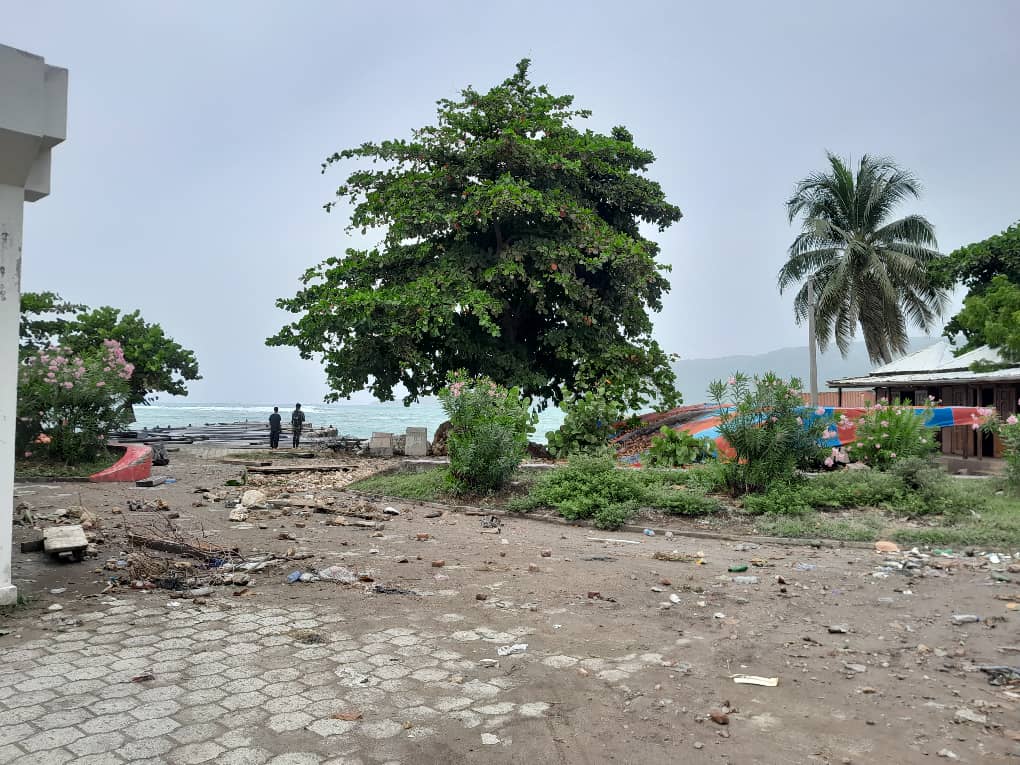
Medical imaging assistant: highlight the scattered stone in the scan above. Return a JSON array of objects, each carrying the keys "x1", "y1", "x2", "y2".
[
  {"x1": 828, "y1": 624, "x2": 850, "y2": 634},
  {"x1": 540, "y1": 549, "x2": 552, "y2": 558},
  {"x1": 669, "y1": 594, "x2": 682, "y2": 604},
  {"x1": 954, "y1": 708, "x2": 987, "y2": 725},
  {"x1": 693, "y1": 742, "x2": 705, "y2": 750},
  {"x1": 228, "y1": 507, "x2": 249, "y2": 522},
  {"x1": 480, "y1": 733, "x2": 500, "y2": 745},
  {"x1": 937, "y1": 749, "x2": 959, "y2": 760},
  {"x1": 47, "y1": 603, "x2": 63, "y2": 612},
  {"x1": 240, "y1": 489, "x2": 267, "y2": 508},
  {"x1": 951, "y1": 614, "x2": 981, "y2": 625},
  {"x1": 709, "y1": 709, "x2": 729, "y2": 725},
  {"x1": 475, "y1": 593, "x2": 488, "y2": 601},
  {"x1": 425, "y1": 511, "x2": 442, "y2": 518},
  {"x1": 528, "y1": 564, "x2": 540, "y2": 573},
  {"x1": 478, "y1": 659, "x2": 499, "y2": 668},
  {"x1": 288, "y1": 629, "x2": 327, "y2": 645},
  {"x1": 432, "y1": 560, "x2": 445, "y2": 568},
  {"x1": 333, "y1": 710, "x2": 363, "y2": 721}
]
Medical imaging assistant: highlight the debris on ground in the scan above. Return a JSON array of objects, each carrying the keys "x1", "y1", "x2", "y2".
[
  {"x1": 497, "y1": 643, "x2": 528, "y2": 656},
  {"x1": 732, "y1": 675, "x2": 778, "y2": 687},
  {"x1": 653, "y1": 550, "x2": 704, "y2": 563}
]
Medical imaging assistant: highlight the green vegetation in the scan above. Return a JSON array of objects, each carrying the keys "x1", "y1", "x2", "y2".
[
  {"x1": 15, "y1": 450, "x2": 119, "y2": 478},
  {"x1": 20, "y1": 292, "x2": 200, "y2": 406},
  {"x1": 510, "y1": 455, "x2": 722, "y2": 529},
  {"x1": 779, "y1": 153, "x2": 947, "y2": 364},
  {"x1": 708, "y1": 372, "x2": 831, "y2": 494},
  {"x1": 647, "y1": 426, "x2": 716, "y2": 467},
  {"x1": 351, "y1": 469, "x2": 458, "y2": 501},
  {"x1": 847, "y1": 399, "x2": 937, "y2": 469},
  {"x1": 438, "y1": 372, "x2": 536, "y2": 493},
  {"x1": 17, "y1": 343, "x2": 135, "y2": 465},
  {"x1": 268, "y1": 59, "x2": 681, "y2": 410},
  {"x1": 545, "y1": 386, "x2": 624, "y2": 458}
]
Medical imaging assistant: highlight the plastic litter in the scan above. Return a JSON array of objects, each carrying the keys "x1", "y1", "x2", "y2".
[
  {"x1": 643, "y1": 529, "x2": 655, "y2": 536},
  {"x1": 732, "y1": 576, "x2": 759, "y2": 585},
  {"x1": 951, "y1": 614, "x2": 981, "y2": 625},
  {"x1": 496, "y1": 643, "x2": 528, "y2": 656}
]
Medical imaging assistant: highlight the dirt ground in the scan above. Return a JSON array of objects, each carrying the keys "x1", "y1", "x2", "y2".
[{"x1": 4, "y1": 448, "x2": 1020, "y2": 764}]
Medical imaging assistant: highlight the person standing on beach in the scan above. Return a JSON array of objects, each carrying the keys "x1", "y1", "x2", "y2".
[
  {"x1": 268, "y1": 407, "x2": 282, "y2": 449},
  {"x1": 291, "y1": 403, "x2": 305, "y2": 448}
]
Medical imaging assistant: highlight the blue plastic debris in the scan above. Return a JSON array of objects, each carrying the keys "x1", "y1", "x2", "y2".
[{"x1": 286, "y1": 571, "x2": 302, "y2": 584}]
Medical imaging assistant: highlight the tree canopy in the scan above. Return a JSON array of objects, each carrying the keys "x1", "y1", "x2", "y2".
[
  {"x1": 268, "y1": 59, "x2": 682, "y2": 409},
  {"x1": 20, "y1": 292, "x2": 201, "y2": 406},
  {"x1": 937, "y1": 222, "x2": 1020, "y2": 359},
  {"x1": 778, "y1": 153, "x2": 947, "y2": 365}
]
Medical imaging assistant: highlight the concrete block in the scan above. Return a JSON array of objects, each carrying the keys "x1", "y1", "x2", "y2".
[
  {"x1": 405, "y1": 427, "x2": 428, "y2": 457},
  {"x1": 369, "y1": 432, "x2": 394, "y2": 457},
  {"x1": 43, "y1": 525, "x2": 88, "y2": 556}
]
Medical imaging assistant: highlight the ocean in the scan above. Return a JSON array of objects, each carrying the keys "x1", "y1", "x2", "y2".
[{"x1": 129, "y1": 400, "x2": 566, "y2": 442}]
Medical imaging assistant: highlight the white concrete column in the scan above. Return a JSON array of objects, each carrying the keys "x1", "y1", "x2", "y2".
[
  {"x1": 0, "y1": 46, "x2": 67, "y2": 606},
  {"x1": 0, "y1": 184, "x2": 24, "y2": 605}
]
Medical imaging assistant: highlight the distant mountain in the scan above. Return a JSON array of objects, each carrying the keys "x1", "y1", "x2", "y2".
[{"x1": 672, "y1": 338, "x2": 932, "y2": 403}]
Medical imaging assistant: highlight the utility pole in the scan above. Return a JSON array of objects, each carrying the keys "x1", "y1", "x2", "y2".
[{"x1": 807, "y1": 275, "x2": 819, "y2": 407}]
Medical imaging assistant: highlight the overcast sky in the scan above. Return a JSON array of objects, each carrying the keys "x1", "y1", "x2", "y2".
[{"x1": 6, "y1": 0, "x2": 1019, "y2": 403}]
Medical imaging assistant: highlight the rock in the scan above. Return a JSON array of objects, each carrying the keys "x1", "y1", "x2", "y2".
[
  {"x1": 240, "y1": 489, "x2": 267, "y2": 508},
  {"x1": 709, "y1": 709, "x2": 729, "y2": 725},
  {"x1": 828, "y1": 624, "x2": 850, "y2": 634},
  {"x1": 432, "y1": 560, "x2": 445, "y2": 568},
  {"x1": 528, "y1": 564, "x2": 540, "y2": 573},
  {"x1": 951, "y1": 614, "x2": 981, "y2": 625},
  {"x1": 480, "y1": 733, "x2": 500, "y2": 745},
  {"x1": 475, "y1": 593, "x2": 488, "y2": 601},
  {"x1": 228, "y1": 508, "x2": 249, "y2": 522},
  {"x1": 842, "y1": 663, "x2": 867, "y2": 674},
  {"x1": 47, "y1": 603, "x2": 63, "y2": 611},
  {"x1": 693, "y1": 742, "x2": 705, "y2": 750},
  {"x1": 318, "y1": 565, "x2": 357, "y2": 584},
  {"x1": 540, "y1": 549, "x2": 552, "y2": 558},
  {"x1": 430, "y1": 420, "x2": 452, "y2": 456},
  {"x1": 383, "y1": 506, "x2": 400, "y2": 516},
  {"x1": 937, "y1": 749, "x2": 959, "y2": 760},
  {"x1": 954, "y1": 707, "x2": 987, "y2": 724},
  {"x1": 478, "y1": 659, "x2": 499, "y2": 668},
  {"x1": 669, "y1": 594, "x2": 682, "y2": 604}
]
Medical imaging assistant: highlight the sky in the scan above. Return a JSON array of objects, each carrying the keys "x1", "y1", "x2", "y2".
[{"x1": 5, "y1": 0, "x2": 1020, "y2": 404}]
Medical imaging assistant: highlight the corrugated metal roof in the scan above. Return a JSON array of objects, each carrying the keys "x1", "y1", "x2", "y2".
[{"x1": 829, "y1": 341, "x2": 1018, "y2": 388}]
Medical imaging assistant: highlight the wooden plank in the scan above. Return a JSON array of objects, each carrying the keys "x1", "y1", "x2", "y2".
[
  {"x1": 127, "y1": 533, "x2": 236, "y2": 560},
  {"x1": 246, "y1": 464, "x2": 355, "y2": 475}
]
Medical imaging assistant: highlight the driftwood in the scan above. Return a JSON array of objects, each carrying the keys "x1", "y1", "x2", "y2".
[
  {"x1": 246, "y1": 464, "x2": 356, "y2": 475},
  {"x1": 127, "y1": 532, "x2": 236, "y2": 560}
]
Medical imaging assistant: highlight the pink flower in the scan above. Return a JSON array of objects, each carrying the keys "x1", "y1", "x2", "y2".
[
  {"x1": 24, "y1": 451, "x2": 32, "y2": 458},
  {"x1": 1007, "y1": 415, "x2": 1018, "y2": 425},
  {"x1": 96, "y1": 381, "x2": 106, "y2": 387},
  {"x1": 971, "y1": 422, "x2": 980, "y2": 430},
  {"x1": 63, "y1": 382, "x2": 73, "y2": 390},
  {"x1": 824, "y1": 457, "x2": 834, "y2": 468},
  {"x1": 890, "y1": 452, "x2": 897, "y2": 458},
  {"x1": 874, "y1": 443, "x2": 881, "y2": 449},
  {"x1": 881, "y1": 420, "x2": 889, "y2": 427},
  {"x1": 815, "y1": 406, "x2": 825, "y2": 416}
]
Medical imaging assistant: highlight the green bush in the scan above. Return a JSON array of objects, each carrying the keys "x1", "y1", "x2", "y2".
[
  {"x1": 846, "y1": 399, "x2": 937, "y2": 469},
  {"x1": 647, "y1": 426, "x2": 716, "y2": 467},
  {"x1": 984, "y1": 413, "x2": 1020, "y2": 493},
  {"x1": 17, "y1": 341, "x2": 134, "y2": 465},
  {"x1": 513, "y1": 455, "x2": 721, "y2": 529},
  {"x1": 707, "y1": 372, "x2": 832, "y2": 494},
  {"x1": 438, "y1": 372, "x2": 537, "y2": 493},
  {"x1": 545, "y1": 386, "x2": 624, "y2": 458},
  {"x1": 743, "y1": 468, "x2": 983, "y2": 518}
]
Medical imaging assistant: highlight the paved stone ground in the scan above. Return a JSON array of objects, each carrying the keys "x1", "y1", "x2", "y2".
[{"x1": 0, "y1": 596, "x2": 671, "y2": 764}]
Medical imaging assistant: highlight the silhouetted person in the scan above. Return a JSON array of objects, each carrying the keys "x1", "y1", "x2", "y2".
[
  {"x1": 269, "y1": 407, "x2": 282, "y2": 449},
  {"x1": 291, "y1": 403, "x2": 305, "y2": 448}
]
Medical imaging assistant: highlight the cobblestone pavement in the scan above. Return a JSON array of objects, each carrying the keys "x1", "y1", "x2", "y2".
[{"x1": 0, "y1": 596, "x2": 666, "y2": 765}]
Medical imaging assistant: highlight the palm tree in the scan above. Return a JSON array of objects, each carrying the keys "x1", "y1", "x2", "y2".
[{"x1": 778, "y1": 153, "x2": 948, "y2": 364}]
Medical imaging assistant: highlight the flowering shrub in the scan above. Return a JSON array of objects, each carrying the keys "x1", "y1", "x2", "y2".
[
  {"x1": 438, "y1": 372, "x2": 537, "y2": 493},
  {"x1": 545, "y1": 386, "x2": 624, "y2": 458},
  {"x1": 847, "y1": 398, "x2": 940, "y2": 470},
  {"x1": 983, "y1": 402, "x2": 1020, "y2": 493},
  {"x1": 707, "y1": 372, "x2": 832, "y2": 494},
  {"x1": 17, "y1": 341, "x2": 134, "y2": 465}
]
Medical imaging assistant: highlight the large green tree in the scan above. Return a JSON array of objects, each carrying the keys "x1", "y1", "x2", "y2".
[
  {"x1": 936, "y1": 222, "x2": 1020, "y2": 360},
  {"x1": 268, "y1": 60, "x2": 682, "y2": 409},
  {"x1": 20, "y1": 292, "x2": 201, "y2": 406},
  {"x1": 778, "y1": 153, "x2": 948, "y2": 364}
]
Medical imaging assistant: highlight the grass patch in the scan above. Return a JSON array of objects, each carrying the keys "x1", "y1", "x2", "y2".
[
  {"x1": 349, "y1": 469, "x2": 455, "y2": 501},
  {"x1": 15, "y1": 450, "x2": 120, "y2": 479},
  {"x1": 510, "y1": 455, "x2": 723, "y2": 529},
  {"x1": 750, "y1": 468, "x2": 1020, "y2": 548}
]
